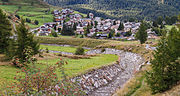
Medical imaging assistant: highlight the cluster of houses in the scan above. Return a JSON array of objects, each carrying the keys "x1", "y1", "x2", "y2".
[{"x1": 33, "y1": 8, "x2": 157, "y2": 40}]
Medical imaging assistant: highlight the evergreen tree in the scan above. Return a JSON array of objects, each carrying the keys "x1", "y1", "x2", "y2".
[
  {"x1": 113, "y1": 21, "x2": 116, "y2": 25},
  {"x1": 152, "y1": 21, "x2": 158, "y2": 27},
  {"x1": 146, "y1": 27, "x2": 180, "y2": 94},
  {"x1": 108, "y1": 30, "x2": 115, "y2": 38},
  {"x1": 87, "y1": 13, "x2": 90, "y2": 18},
  {"x1": 118, "y1": 22, "x2": 124, "y2": 31},
  {"x1": 124, "y1": 29, "x2": 132, "y2": 37},
  {"x1": 157, "y1": 16, "x2": 163, "y2": 25},
  {"x1": 0, "y1": 9, "x2": 12, "y2": 54},
  {"x1": 61, "y1": 24, "x2": 75, "y2": 36},
  {"x1": 91, "y1": 21, "x2": 93, "y2": 26},
  {"x1": 58, "y1": 28, "x2": 61, "y2": 32},
  {"x1": 129, "y1": 18, "x2": 135, "y2": 22},
  {"x1": 6, "y1": 39, "x2": 16, "y2": 60},
  {"x1": 84, "y1": 26, "x2": 90, "y2": 36},
  {"x1": 94, "y1": 21, "x2": 98, "y2": 28},
  {"x1": 135, "y1": 22, "x2": 148, "y2": 44},
  {"x1": 73, "y1": 23, "x2": 77, "y2": 31},
  {"x1": 15, "y1": 19, "x2": 39, "y2": 63}
]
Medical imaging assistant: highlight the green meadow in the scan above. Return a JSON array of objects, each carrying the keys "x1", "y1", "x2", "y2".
[
  {"x1": 0, "y1": 54, "x2": 118, "y2": 91},
  {"x1": 0, "y1": 5, "x2": 54, "y2": 28}
]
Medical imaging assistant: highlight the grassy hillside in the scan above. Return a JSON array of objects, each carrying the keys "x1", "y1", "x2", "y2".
[
  {"x1": 0, "y1": 0, "x2": 56, "y2": 28},
  {"x1": 44, "y1": 0, "x2": 180, "y2": 20}
]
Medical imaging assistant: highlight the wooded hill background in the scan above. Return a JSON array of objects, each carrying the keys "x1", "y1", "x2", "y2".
[{"x1": 44, "y1": 0, "x2": 180, "y2": 20}]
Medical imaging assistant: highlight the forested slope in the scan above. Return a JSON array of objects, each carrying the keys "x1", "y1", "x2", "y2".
[{"x1": 44, "y1": 0, "x2": 180, "y2": 20}]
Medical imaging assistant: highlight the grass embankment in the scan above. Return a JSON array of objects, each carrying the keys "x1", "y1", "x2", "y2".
[
  {"x1": 113, "y1": 71, "x2": 147, "y2": 96},
  {"x1": 35, "y1": 36, "x2": 109, "y2": 48},
  {"x1": 36, "y1": 36, "x2": 158, "y2": 54},
  {"x1": 40, "y1": 44, "x2": 89, "y2": 53},
  {"x1": 114, "y1": 68, "x2": 180, "y2": 96},
  {"x1": 0, "y1": 53, "x2": 118, "y2": 92},
  {"x1": 38, "y1": 54, "x2": 118, "y2": 77}
]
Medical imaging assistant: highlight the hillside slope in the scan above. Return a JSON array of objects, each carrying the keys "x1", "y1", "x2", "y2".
[
  {"x1": 0, "y1": 0, "x2": 56, "y2": 28},
  {"x1": 44, "y1": 0, "x2": 180, "y2": 20}
]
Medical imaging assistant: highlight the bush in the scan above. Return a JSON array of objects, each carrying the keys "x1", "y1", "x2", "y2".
[
  {"x1": 34, "y1": 20, "x2": 39, "y2": 25},
  {"x1": 51, "y1": 30, "x2": 58, "y2": 37},
  {"x1": 75, "y1": 47, "x2": 84, "y2": 55},
  {"x1": 45, "y1": 48, "x2": 49, "y2": 53},
  {"x1": 101, "y1": 48, "x2": 106, "y2": 53},
  {"x1": 25, "y1": 18, "x2": 31, "y2": 23}
]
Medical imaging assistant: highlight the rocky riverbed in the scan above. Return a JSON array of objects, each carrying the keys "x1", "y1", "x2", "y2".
[
  {"x1": 41, "y1": 44, "x2": 145, "y2": 96},
  {"x1": 74, "y1": 48, "x2": 144, "y2": 96}
]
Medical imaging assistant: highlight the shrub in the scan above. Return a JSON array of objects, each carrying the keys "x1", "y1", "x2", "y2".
[
  {"x1": 75, "y1": 47, "x2": 84, "y2": 55},
  {"x1": 45, "y1": 48, "x2": 49, "y2": 53},
  {"x1": 25, "y1": 18, "x2": 31, "y2": 23},
  {"x1": 34, "y1": 20, "x2": 39, "y2": 25},
  {"x1": 51, "y1": 30, "x2": 58, "y2": 37},
  {"x1": 101, "y1": 48, "x2": 106, "y2": 53},
  {"x1": 12, "y1": 47, "x2": 36, "y2": 67}
]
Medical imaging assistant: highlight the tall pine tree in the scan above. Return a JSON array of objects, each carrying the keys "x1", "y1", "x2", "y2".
[
  {"x1": 15, "y1": 19, "x2": 39, "y2": 63},
  {"x1": 0, "y1": 9, "x2": 12, "y2": 54},
  {"x1": 146, "y1": 27, "x2": 180, "y2": 94},
  {"x1": 136, "y1": 22, "x2": 147, "y2": 44},
  {"x1": 118, "y1": 22, "x2": 124, "y2": 31}
]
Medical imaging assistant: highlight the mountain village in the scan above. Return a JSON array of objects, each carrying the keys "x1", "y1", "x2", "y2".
[{"x1": 33, "y1": 8, "x2": 157, "y2": 40}]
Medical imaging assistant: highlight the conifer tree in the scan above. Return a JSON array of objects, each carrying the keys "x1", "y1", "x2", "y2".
[
  {"x1": 73, "y1": 23, "x2": 77, "y2": 31},
  {"x1": 146, "y1": 27, "x2": 180, "y2": 94},
  {"x1": 91, "y1": 21, "x2": 93, "y2": 26},
  {"x1": 135, "y1": 22, "x2": 147, "y2": 44},
  {"x1": 113, "y1": 21, "x2": 116, "y2": 25},
  {"x1": 94, "y1": 21, "x2": 98, "y2": 28},
  {"x1": 61, "y1": 24, "x2": 75, "y2": 36},
  {"x1": 87, "y1": 13, "x2": 90, "y2": 18},
  {"x1": 15, "y1": 19, "x2": 39, "y2": 63},
  {"x1": 6, "y1": 39, "x2": 16, "y2": 60},
  {"x1": 118, "y1": 22, "x2": 124, "y2": 31},
  {"x1": 0, "y1": 9, "x2": 12, "y2": 54}
]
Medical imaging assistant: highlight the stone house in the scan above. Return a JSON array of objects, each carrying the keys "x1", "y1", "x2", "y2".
[{"x1": 37, "y1": 25, "x2": 51, "y2": 36}]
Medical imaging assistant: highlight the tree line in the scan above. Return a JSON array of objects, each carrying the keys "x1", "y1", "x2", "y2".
[{"x1": 44, "y1": 0, "x2": 180, "y2": 20}]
